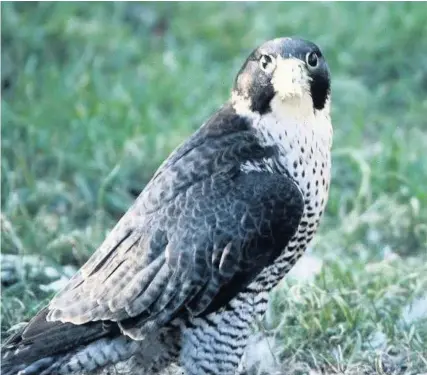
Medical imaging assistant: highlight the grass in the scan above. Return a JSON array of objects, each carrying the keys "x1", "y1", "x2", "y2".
[{"x1": 1, "y1": 2, "x2": 427, "y2": 374}]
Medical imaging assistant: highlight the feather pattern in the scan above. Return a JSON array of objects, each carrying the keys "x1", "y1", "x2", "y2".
[{"x1": 48, "y1": 124, "x2": 304, "y2": 328}]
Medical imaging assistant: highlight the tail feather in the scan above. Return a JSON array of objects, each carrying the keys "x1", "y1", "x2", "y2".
[{"x1": 1, "y1": 307, "x2": 138, "y2": 375}]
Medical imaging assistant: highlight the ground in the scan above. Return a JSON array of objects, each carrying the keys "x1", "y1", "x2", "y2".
[{"x1": 1, "y1": 3, "x2": 427, "y2": 374}]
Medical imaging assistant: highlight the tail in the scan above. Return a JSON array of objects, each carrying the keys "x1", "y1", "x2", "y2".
[{"x1": 1, "y1": 308, "x2": 140, "y2": 375}]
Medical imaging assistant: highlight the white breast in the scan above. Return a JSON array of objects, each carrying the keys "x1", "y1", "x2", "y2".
[{"x1": 239, "y1": 93, "x2": 333, "y2": 293}]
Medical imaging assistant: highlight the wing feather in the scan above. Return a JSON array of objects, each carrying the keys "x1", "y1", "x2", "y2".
[
  {"x1": 49, "y1": 171, "x2": 303, "y2": 331},
  {"x1": 45, "y1": 107, "x2": 303, "y2": 338}
]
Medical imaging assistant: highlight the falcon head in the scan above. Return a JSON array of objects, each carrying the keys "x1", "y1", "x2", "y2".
[{"x1": 232, "y1": 37, "x2": 331, "y2": 116}]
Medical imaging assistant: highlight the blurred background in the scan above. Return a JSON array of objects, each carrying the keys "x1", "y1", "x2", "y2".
[{"x1": 1, "y1": 2, "x2": 427, "y2": 374}]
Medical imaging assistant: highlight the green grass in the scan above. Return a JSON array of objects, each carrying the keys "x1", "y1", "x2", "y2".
[{"x1": 1, "y1": 2, "x2": 427, "y2": 374}]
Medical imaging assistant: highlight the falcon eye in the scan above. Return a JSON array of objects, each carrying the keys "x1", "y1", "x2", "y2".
[
  {"x1": 306, "y1": 51, "x2": 319, "y2": 69},
  {"x1": 259, "y1": 54, "x2": 275, "y2": 73}
]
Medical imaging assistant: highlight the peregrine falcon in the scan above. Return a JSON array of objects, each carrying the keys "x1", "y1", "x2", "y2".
[{"x1": 2, "y1": 37, "x2": 332, "y2": 375}]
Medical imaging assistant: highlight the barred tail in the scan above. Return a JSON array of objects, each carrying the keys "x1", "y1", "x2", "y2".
[{"x1": 1, "y1": 308, "x2": 139, "y2": 375}]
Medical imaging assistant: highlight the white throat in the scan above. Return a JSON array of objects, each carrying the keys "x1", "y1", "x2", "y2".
[
  {"x1": 264, "y1": 94, "x2": 333, "y2": 155},
  {"x1": 232, "y1": 91, "x2": 333, "y2": 198}
]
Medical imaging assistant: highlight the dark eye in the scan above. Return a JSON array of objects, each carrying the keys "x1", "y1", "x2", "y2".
[
  {"x1": 259, "y1": 54, "x2": 275, "y2": 73},
  {"x1": 306, "y1": 51, "x2": 319, "y2": 69}
]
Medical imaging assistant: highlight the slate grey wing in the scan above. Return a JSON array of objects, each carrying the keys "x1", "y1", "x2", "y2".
[
  {"x1": 160, "y1": 170, "x2": 304, "y2": 317},
  {"x1": 45, "y1": 109, "x2": 304, "y2": 333},
  {"x1": 48, "y1": 170, "x2": 303, "y2": 333}
]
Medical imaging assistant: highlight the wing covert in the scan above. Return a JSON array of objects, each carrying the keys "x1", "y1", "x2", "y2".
[
  {"x1": 48, "y1": 169, "x2": 303, "y2": 331},
  {"x1": 46, "y1": 105, "x2": 304, "y2": 337}
]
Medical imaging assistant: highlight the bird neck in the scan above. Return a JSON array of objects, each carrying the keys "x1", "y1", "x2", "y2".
[
  {"x1": 232, "y1": 91, "x2": 333, "y2": 207},
  {"x1": 269, "y1": 94, "x2": 333, "y2": 156}
]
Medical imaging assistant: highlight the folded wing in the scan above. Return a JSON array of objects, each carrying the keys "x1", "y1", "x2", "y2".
[{"x1": 48, "y1": 108, "x2": 304, "y2": 337}]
